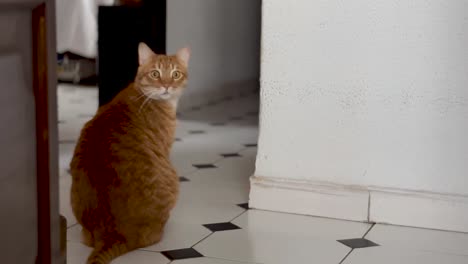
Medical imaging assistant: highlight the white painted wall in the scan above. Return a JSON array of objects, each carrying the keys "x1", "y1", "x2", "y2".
[
  {"x1": 252, "y1": 0, "x2": 468, "y2": 231},
  {"x1": 167, "y1": 0, "x2": 261, "y2": 110}
]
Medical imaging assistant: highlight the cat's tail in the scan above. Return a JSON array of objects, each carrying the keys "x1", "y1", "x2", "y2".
[{"x1": 86, "y1": 241, "x2": 131, "y2": 264}]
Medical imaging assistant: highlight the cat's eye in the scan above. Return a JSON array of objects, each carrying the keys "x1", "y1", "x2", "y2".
[
  {"x1": 149, "y1": 70, "x2": 160, "y2": 79},
  {"x1": 172, "y1": 70, "x2": 182, "y2": 79}
]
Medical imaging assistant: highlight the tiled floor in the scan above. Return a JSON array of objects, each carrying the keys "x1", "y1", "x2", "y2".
[{"x1": 59, "y1": 84, "x2": 468, "y2": 264}]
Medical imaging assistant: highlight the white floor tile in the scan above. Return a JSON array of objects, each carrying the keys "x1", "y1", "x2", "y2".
[
  {"x1": 232, "y1": 210, "x2": 371, "y2": 238},
  {"x1": 188, "y1": 156, "x2": 253, "y2": 184},
  {"x1": 175, "y1": 120, "x2": 213, "y2": 138},
  {"x1": 366, "y1": 224, "x2": 468, "y2": 256},
  {"x1": 170, "y1": 138, "x2": 225, "y2": 177},
  {"x1": 143, "y1": 220, "x2": 211, "y2": 252},
  {"x1": 180, "y1": 158, "x2": 252, "y2": 206},
  {"x1": 59, "y1": 174, "x2": 77, "y2": 227},
  {"x1": 207, "y1": 128, "x2": 259, "y2": 148},
  {"x1": 171, "y1": 197, "x2": 246, "y2": 226},
  {"x1": 195, "y1": 229, "x2": 347, "y2": 264},
  {"x1": 172, "y1": 257, "x2": 260, "y2": 264},
  {"x1": 66, "y1": 225, "x2": 82, "y2": 243},
  {"x1": 238, "y1": 148, "x2": 258, "y2": 159},
  {"x1": 179, "y1": 177, "x2": 249, "y2": 206},
  {"x1": 208, "y1": 156, "x2": 256, "y2": 184},
  {"x1": 67, "y1": 219, "x2": 211, "y2": 253},
  {"x1": 59, "y1": 143, "x2": 75, "y2": 171},
  {"x1": 195, "y1": 210, "x2": 371, "y2": 264},
  {"x1": 67, "y1": 241, "x2": 170, "y2": 264},
  {"x1": 58, "y1": 118, "x2": 90, "y2": 141},
  {"x1": 342, "y1": 246, "x2": 468, "y2": 264}
]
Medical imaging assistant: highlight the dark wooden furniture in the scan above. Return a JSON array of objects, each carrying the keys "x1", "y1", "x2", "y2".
[
  {"x1": 97, "y1": 0, "x2": 166, "y2": 106},
  {"x1": 0, "y1": 0, "x2": 60, "y2": 263}
]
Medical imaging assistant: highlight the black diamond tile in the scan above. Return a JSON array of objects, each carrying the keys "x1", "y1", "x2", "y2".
[
  {"x1": 244, "y1": 143, "x2": 257, "y2": 147},
  {"x1": 338, "y1": 238, "x2": 379, "y2": 249},
  {"x1": 193, "y1": 164, "x2": 217, "y2": 169},
  {"x1": 221, "y1": 153, "x2": 241, "y2": 158},
  {"x1": 191, "y1": 106, "x2": 201, "y2": 111},
  {"x1": 179, "y1": 176, "x2": 190, "y2": 182},
  {"x1": 203, "y1": 222, "x2": 241, "y2": 232},
  {"x1": 161, "y1": 248, "x2": 203, "y2": 260},
  {"x1": 58, "y1": 120, "x2": 65, "y2": 124},
  {"x1": 211, "y1": 122, "x2": 226, "y2": 126},
  {"x1": 175, "y1": 138, "x2": 182, "y2": 142},
  {"x1": 189, "y1": 130, "x2": 206, "y2": 134},
  {"x1": 237, "y1": 203, "x2": 249, "y2": 209}
]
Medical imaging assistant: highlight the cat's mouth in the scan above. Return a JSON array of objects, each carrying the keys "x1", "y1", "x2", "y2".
[
  {"x1": 141, "y1": 87, "x2": 173, "y2": 100},
  {"x1": 158, "y1": 88, "x2": 172, "y2": 99},
  {"x1": 159, "y1": 92, "x2": 171, "y2": 100}
]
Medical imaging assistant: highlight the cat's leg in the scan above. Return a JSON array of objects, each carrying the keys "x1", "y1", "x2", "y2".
[
  {"x1": 81, "y1": 227, "x2": 95, "y2": 247},
  {"x1": 135, "y1": 215, "x2": 170, "y2": 248}
]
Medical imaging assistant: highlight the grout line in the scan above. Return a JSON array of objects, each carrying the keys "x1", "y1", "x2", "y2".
[
  {"x1": 362, "y1": 223, "x2": 376, "y2": 238},
  {"x1": 207, "y1": 256, "x2": 263, "y2": 264},
  {"x1": 138, "y1": 247, "x2": 168, "y2": 254},
  {"x1": 212, "y1": 156, "x2": 227, "y2": 165},
  {"x1": 179, "y1": 137, "x2": 254, "y2": 180},
  {"x1": 190, "y1": 203, "x2": 250, "y2": 250},
  {"x1": 338, "y1": 249, "x2": 353, "y2": 264},
  {"x1": 191, "y1": 232, "x2": 215, "y2": 249},
  {"x1": 339, "y1": 223, "x2": 376, "y2": 264},
  {"x1": 230, "y1": 209, "x2": 249, "y2": 223},
  {"x1": 67, "y1": 223, "x2": 79, "y2": 230}
]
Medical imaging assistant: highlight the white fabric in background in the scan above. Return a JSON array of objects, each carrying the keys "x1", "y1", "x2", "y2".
[{"x1": 56, "y1": 0, "x2": 115, "y2": 58}]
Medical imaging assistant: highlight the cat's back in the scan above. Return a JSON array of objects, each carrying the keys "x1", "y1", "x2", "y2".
[
  {"x1": 70, "y1": 86, "x2": 176, "y2": 183},
  {"x1": 71, "y1": 89, "x2": 134, "y2": 162}
]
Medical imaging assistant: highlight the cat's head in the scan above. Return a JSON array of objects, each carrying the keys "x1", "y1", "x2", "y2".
[{"x1": 135, "y1": 43, "x2": 190, "y2": 103}]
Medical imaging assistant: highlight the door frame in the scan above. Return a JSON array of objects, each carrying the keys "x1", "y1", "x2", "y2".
[{"x1": 29, "y1": 0, "x2": 60, "y2": 263}]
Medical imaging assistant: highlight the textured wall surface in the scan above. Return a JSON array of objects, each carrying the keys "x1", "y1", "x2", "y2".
[
  {"x1": 167, "y1": 0, "x2": 261, "y2": 110},
  {"x1": 256, "y1": 0, "x2": 468, "y2": 195}
]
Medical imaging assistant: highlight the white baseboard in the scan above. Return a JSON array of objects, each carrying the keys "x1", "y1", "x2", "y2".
[
  {"x1": 249, "y1": 176, "x2": 468, "y2": 232},
  {"x1": 249, "y1": 176, "x2": 370, "y2": 222},
  {"x1": 369, "y1": 187, "x2": 468, "y2": 233}
]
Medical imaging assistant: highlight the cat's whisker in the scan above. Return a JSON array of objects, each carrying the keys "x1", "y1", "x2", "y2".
[
  {"x1": 133, "y1": 92, "x2": 147, "y2": 102},
  {"x1": 138, "y1": 90, "x2": 158, "y2": 113},
  {"x1": 138, "y1": 96, "x2": 152, "y2": 113}
]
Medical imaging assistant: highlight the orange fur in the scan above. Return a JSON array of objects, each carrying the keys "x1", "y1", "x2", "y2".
[{"x1": 70, "y1": 43, "x2": 190, "y2": 264}]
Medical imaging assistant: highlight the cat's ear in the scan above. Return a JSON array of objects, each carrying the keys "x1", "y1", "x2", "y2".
[
  {"x1": 138, "y1": 42, "x2": 155, "y2": 66},
  {"x1": 176, "y1": 47, "x2": 191, "y2": 67}
]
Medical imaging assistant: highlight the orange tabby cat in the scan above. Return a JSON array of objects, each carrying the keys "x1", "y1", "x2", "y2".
[{"x1": 70, "y1": 43, "x2": 190, "y2": 264}]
